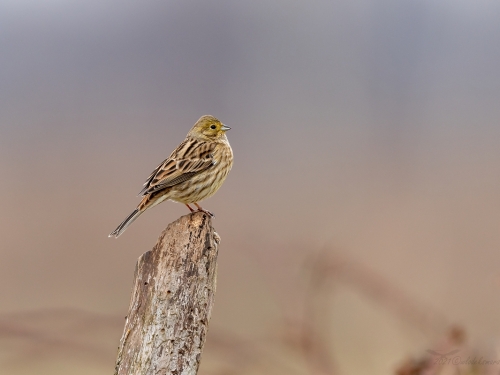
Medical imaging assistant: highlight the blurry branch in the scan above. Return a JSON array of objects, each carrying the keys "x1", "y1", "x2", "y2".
[
  {"x1": 114, "y1": 212, "x2": 219, "y2": 375},
  {"x1": 396, "y1": 326, "x2": 467, "y2": 375},
  {"x1": 283, "y1": 250, "x2": 451, "y2": 375},
  {"x1": 307, "y1": 251, "x2": 448, "y2": 336},
  {"x1": 297, "y1": 251, "x2": 340, "y2": 375},
  {"x1": 2, "y1": 245, "x2": 479, "y2": 375},
  {"x1": 0, "y1": 308, "x2": 122, "y2": 364}
]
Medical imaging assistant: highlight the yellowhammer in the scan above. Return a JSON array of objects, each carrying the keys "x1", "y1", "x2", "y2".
[{"x1": 109, "y1": 115, "x2": 233, "y2": 238}]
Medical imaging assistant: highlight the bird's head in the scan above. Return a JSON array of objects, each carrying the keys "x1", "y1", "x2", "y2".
[{"x1": 188, "y1": 115, "x2": 231, "y2": 140}]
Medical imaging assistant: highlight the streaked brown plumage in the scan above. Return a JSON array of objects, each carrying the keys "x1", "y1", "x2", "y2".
[{"x1": 109, "y1": 115, "x2": 233, "y2": 238}]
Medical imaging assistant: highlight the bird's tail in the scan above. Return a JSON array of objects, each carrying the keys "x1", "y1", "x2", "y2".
[{"x1": 108, "y1": 208, "x2": 144, "y2": 238}]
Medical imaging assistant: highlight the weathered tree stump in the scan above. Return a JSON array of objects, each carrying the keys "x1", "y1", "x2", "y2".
[{"x1": 114, "y1": 212, "x2": 220, "y2": 375}]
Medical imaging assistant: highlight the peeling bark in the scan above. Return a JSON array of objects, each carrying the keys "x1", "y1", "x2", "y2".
[{"x1": 114, "y1": 212, "x2": 220, "y2": 375}]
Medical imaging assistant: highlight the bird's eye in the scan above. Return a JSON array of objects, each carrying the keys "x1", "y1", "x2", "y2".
[{"x1": 210, "y1": 125, "x2": 216, "y2": 129}]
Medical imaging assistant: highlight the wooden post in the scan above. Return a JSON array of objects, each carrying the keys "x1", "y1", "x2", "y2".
[{"x1": 114, "y1": 212, "x2": 220, "y2": 375}]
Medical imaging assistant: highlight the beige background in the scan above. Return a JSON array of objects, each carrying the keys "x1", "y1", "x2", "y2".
[{"x1": 1, "y1": 0, "x2": 500, "y2": 374}]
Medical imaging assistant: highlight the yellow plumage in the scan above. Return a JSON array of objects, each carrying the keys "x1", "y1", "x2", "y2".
[{"x1": 109, "y1": 115, "x2": 233, "y2": 238}]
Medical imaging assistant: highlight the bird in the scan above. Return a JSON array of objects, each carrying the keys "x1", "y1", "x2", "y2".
[{"x1": 109, "y1": 115, "x2": 233, "y2": 238}]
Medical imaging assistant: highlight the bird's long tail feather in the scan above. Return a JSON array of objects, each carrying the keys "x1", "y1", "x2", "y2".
[{"x1": 109, "y1": 208, "x2": 143, "y2": 238}]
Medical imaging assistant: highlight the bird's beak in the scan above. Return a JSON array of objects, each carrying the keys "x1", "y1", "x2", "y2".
[{"x1": 221, "y1": 124, "x2": 231, "y2": 131}]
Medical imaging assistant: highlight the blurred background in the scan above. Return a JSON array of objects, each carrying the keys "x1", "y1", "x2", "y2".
[{"x1": 1, "y1": 0, "x2": 500, "y2": 374}]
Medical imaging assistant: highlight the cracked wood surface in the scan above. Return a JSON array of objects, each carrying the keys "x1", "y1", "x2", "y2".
[{"x1": 114, "y1": 212, "x2": 220, "y2": 375}]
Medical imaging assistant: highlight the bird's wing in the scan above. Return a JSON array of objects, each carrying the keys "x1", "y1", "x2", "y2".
[{"x1": 139, "y1": 139, "x2": 216, "y2": 196}]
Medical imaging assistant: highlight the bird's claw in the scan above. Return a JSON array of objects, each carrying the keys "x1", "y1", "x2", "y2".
[
  {"x1": 198, "y1": 209, "x2": 215, "y2": 218},
  {"x1": 193, "y1": 203, "x2": 215, "y2": 218}
]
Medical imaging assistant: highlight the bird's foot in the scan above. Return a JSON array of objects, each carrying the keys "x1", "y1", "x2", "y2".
[
  {"x1": 194, "y1": 203, "x2": 215, "y2": 218},
  {"x1": 198, "y1": 209, "x2": 215, "y2": 218}
]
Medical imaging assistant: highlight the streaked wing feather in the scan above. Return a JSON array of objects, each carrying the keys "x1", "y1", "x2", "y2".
[
  {"x1": 139, "y1": 139, "x2": 216, "y2": 196},
  {"x1": 138, "y1": 158, "x2": 171, "y2": 195},
  {"x1": 142, "y1": 171, "x2": 200, "y2": 194}
]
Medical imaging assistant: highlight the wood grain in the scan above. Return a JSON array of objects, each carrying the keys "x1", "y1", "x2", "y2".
[{"x1": 114, "y1": 212, "x2": 220, "y2": 375}]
